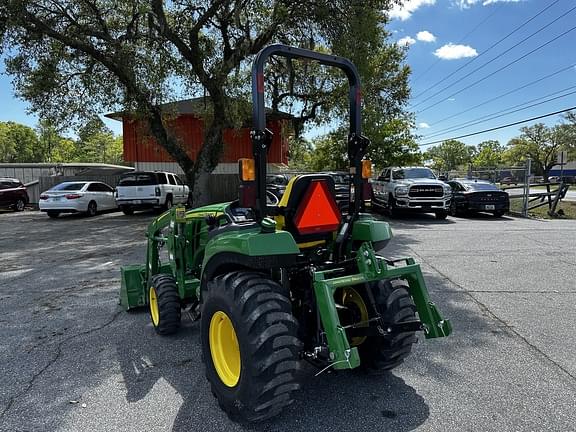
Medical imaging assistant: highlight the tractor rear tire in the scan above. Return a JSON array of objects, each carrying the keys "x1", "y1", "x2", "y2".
[
  {"x1": 359, "y1": 280, "x2": 418, "y2": 371},
  {"x1": 201, "y1": 271, "x2": 301, "y2": 422},
  {"x1": 148, "y1": 274, "x2": 181, "y2": 335}
]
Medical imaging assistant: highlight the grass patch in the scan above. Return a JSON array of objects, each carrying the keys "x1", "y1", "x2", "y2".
[{"x1": 509, "y1": 198, "x2": 576, "y2": 219}]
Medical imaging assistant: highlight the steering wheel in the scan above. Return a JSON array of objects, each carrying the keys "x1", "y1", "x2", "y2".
[{"x1": 266, "y1": 191, "x2": 279, "y2": 206}]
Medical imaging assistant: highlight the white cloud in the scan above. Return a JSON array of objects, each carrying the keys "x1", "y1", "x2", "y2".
[
  {"x1": 390, "y1": 0, "x2": 436, "y2": 21},
  {"x1": 483, "y1": 0, "x2": 523, "y2": 5},
  {"x1": 434, "y1": 43, "x2": 478, "y2": 60},
  {"x1": 416, "y1": 31, "x2": 436, "y2": 43},
  {"x1": 419, "y1": 122, "x2": 431, "y2": 129},
  {"x1": 398, "y1": 36, "x2": 417, "y2": 46},
  {"x1": 453, "y1": 0, "x2": 523, "y2": 7}
]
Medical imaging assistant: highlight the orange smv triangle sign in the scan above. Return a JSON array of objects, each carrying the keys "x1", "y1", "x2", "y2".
[{"x1": 294, "y1": 180, "x2": 341, "y2": 235}]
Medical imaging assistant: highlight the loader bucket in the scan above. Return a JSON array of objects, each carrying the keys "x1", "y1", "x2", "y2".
[{"x1": 119, "y1": 264, "x2": 147, "y2": 310}]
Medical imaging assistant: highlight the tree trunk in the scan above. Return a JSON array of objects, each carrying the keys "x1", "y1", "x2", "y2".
[{"x1": 189, "y1": 111, "x2": 227, "y2": 206}]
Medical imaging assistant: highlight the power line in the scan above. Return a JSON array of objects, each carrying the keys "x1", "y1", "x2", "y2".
[
  {"x1": 418, "y1": 106, "x2": 576, "y2": 147},
  {"x1": 411, "y1": 0, "x2": 562, "y2": 101},
  {"x1": 410, "y1": 4, "x2": 503, "y2": 85},
  {"x1": 413, "y1": 3, "x2": 576, "y2": 110},
  {"x1": 424, "y1": 64, "x2": 576, "y2": 129},
  {"x1": 416, "y1": 23, "x2": 576, "y2": 114},
  {"x1": 422, "y1": 86, "x2": 576, "y2": 139}
]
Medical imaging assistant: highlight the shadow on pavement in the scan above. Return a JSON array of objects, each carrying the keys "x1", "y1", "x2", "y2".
[{"x1": 115, "y1": 314, "x2": 430, "y2": 432}]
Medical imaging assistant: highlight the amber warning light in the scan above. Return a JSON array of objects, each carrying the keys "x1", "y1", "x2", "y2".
[
  {"x1": 294, "y1": 180, "x2": 341, "y2": 235},
  {"x1": 239, "y1": 158, "x2": 255, "y2": 182}
]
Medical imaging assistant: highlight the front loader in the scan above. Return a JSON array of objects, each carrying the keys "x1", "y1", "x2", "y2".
[{"x1": 120, "y1": 44, "x2": 452, "y2": 422}]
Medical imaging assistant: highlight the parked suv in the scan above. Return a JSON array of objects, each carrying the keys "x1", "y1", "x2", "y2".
[
  {"x1": 116, "y1": 171, "x2": 189, "y2": 215},
  {"x1": 0, "y1": 178, "x2": 29, "y2": 212},
  {"x1": 371, "y1": 167, "x2": 451, "y2": 219}
]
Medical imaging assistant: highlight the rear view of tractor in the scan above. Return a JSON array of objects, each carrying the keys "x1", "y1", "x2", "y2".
[{"x1": 120, "y1": 44, "x2": 452, "y2": 422}]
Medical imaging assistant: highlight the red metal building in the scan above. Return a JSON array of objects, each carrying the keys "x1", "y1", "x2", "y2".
[{"x1": 106, "y1": 98, "x2": 291, "y2": 175}]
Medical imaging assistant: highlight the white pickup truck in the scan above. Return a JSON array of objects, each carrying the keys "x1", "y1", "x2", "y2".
[
  {"x1": 371, "y1": 166, "x2": 451, "y2": 219},
  {"x1": 116, "y1": 171, "x2": 189, "y2": 215}
]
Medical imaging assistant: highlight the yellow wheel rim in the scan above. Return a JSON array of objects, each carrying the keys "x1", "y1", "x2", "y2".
[
  {"x1": 341, "y1": 287, "x2": 369, "y2": 346},
  {"x1": 149, "y1": 287, "x2": 160, "y2": 326},
  {"x1": 209, "y1": 311, "x2": 241, "y2": 387}
]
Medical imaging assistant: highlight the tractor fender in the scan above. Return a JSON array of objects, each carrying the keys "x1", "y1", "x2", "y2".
[{"x1": 200, "y1": 229, "x2": 300, "y2": 286}]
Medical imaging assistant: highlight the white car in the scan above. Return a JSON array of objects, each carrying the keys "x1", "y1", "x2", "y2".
[
  {"x1": 115, "y1": 171, "x2": 189, "y2": 215},
  {"x1": 39, "y1": 181, "x2": 117, "y2": 218}
]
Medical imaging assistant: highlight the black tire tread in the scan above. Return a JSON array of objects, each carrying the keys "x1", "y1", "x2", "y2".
[
  {"x1": 149, "y1": 274, "x2": 181, "y2": 335},
  {"x1": 359, "y1": 280, "x2": 418, "y2": 371},
  {"x1": 202, "y1": 271, "x2": 301, "y2": 422}
]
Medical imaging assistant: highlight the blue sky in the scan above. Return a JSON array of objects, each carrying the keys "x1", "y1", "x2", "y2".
[
  {"x1": 390, "y1": 0, "x2": 576, "y2": 149},
  {"x1": 1, "y1": 0, "x2": 575, "y2": 149}
]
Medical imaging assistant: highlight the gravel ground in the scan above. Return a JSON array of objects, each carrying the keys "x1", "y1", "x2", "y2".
[{"x1": 0, "y1": 209, "x2": 575, "y2": 432}]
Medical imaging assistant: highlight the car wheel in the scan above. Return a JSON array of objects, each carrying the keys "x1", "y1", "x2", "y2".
[
  {"x1": 164, "y1": 196, "x2": 173, "y2": 211},
  {"x1": 14, "y1": 199, "x2": 25, "y2": 212},
  {"x1": 87, "y1": 201, "x2": 97, "y2": 217},
  {"x1": 435, "y1": 210, "x2": 448, "y2": 220},
  {"x1": 387, "y1": 195, "x2": 397, "y2": 218},
  {"x1": 47, "y1": 211, "x2": 60, "y2": 219},
  {"x1": 449, "y1": 201, "x2": 458, "y2": 216},
  {"x1": 121, "y1": 206, "x2": 134, "y2": 216}
]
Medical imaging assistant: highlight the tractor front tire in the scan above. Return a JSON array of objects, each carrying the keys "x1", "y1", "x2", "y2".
[
  {"x1": 201, "y1": 271, "x2": 301, "y2": 422},
  {"x1": 359, "y1": 280, "x2": 418, "y2": 371},
  {"x1": 148, "y1": 274, "x2": 181, "y2": 335}
]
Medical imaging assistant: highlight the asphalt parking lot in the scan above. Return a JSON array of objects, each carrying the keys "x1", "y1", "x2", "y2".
[{"x1": 1, "y1": 210, "x2": 575, "y2": 432}]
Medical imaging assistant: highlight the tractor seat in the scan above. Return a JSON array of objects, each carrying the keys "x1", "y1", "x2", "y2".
[{"x1": 276, "y1": 174, "x2": 342, "y2": 247}]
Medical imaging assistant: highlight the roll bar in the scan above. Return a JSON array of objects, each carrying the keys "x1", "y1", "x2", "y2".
[{"x1": 250, "y1": 44, "x2": 369, "y2": 221}]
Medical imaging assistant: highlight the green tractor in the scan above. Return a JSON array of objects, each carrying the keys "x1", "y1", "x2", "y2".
[{"x1": 120, "y1": 44, "x2": 452, "y2": 422}]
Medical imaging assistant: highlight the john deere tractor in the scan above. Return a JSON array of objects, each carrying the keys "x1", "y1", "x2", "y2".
[{"x1": 120, "y1": 44, "x2": 452, "y2": 422}]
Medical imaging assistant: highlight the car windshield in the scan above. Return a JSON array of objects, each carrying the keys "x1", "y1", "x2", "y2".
[
  {"x1": 464, "y1": 182, "x2": 500, "y2": 191},
  {"x1": 266, "y1": 175, "x2": 287, "y2": 186},
  {"x1": 330, "y1": 174, "x2": 348, "y2": 185},
  {"x1": 118, "y1": 173, "x2": 157, "y2": 186},
  {"x1": 392, "y1": 168, "x2": 436, "y2": 180},
  {"x1": 50, "y1": 182, "x2": 86, "y2": 192}
]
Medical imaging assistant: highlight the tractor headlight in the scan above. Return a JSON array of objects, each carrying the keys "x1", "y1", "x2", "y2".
[{"x1": 395, "y1": 186, "x2": 408, "y2": 196}]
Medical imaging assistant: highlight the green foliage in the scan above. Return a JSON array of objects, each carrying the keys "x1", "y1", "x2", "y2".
[
  {"x1": 0, "y1": 119, "x2": 123, "y2": 164},
  {"x1": 307, "y1": 133, "x2": 347, "y2": 172},
  {"x1": 0, "y1": 122, "x2": 41, "y2": 162},
  {"x1": 1, "y1": 0, "x2": 412, "y2": 203},
  {"x1": 74, "y1": 117, "x2": 123, "y2": 164},
  {"x1": 504, "y1": 123, "x2": 574, "y2": 179},
  {"x1": 473, "y1": 140, "x2": 505, "y2": 168},
  {"x1": 424, "y1": 139, "x2": 473, "y2": 172}
]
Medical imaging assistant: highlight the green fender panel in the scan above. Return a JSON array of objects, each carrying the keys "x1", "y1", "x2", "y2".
[
  {"x1": 351, "y1": 213, "x2": 393, "y2": 246},
  {"x1": 201, "y1": 228, "x2": 300, "y2": 279}
]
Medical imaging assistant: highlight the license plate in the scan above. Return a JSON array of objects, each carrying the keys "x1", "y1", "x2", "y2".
[
  {"x1": 485, "y1": 204, "x2": 495, "y2": 210},
  {"x1": 53, "y1": 196, "x2": 62, "y2": 201},
  {"x1": 132, "y1": 200, "x2": 142, "y2": 204}
]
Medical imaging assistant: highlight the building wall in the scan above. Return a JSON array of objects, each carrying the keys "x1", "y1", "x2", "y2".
[
  {"x1": 133, "y1": 162, "x2": 288, "y2": 175},
  {"x1": 122, "y1": 115, "x2": 289, "y2": 165},
  {"x1": 549, "y1": 161, "x2": 576, "y2": 177}
]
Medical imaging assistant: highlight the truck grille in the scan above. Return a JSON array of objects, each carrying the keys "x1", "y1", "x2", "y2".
[{"x1": 409, "y1": 185, "x2": 444, "y2": 197}]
